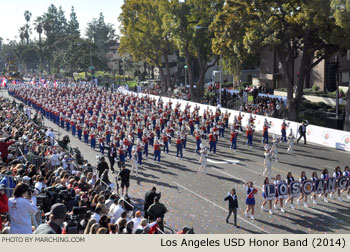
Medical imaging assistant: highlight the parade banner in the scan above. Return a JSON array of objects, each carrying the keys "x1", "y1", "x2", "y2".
[
  {"x1": 326, "y1": 178, "x2": 337, "y2": 193},
  {"x1": 265, "y1": 184, "x2": 276, "y2": 201},
  {"x1": 315, "y1": 179, "x2": 325, "y2": 195},
  {"x1": 337, "y1": 176, "x2": 348, "y2": 189},
  {"x1": 290, "y1": 181, "x2": 301, "y2": 198},
  {"x1": 261, "y1": 177, "x2": 349, "y2": 200},
  {"x1": 302, "y1": 181, "x2": 314, "y2": 195},
  {"x1": 277, "y1": 182, "x2": 289, "y2": 199}
]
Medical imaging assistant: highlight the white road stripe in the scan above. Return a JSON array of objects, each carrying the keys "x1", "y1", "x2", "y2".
[
  {"x1": 207, "y1": 158, "x2": 240, "y2": 164},
  {"x1": 174, "y1": 182, "x2": 269, "y2": 234},
  {"x1": 211, "y1": 168, "x2": 246, "y2": 183}
]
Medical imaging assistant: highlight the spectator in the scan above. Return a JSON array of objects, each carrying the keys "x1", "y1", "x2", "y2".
[
  {"x1": 8, "y1": 183, "x2": 38, "y2": 234},
  {"x1": 118, "y1": 165, "x2": 130, "y2": 195},
  {"x1": 110, "y1": 199, "x2": 125, "y2": 223},
  {"x1": 0, "y1": 184, "x2": 9, "y2": 234},
  {"x1": 144, "y1": 187, "x2": 158, "y2": 219},
  {"x1": 132, "y1": 211, "x2": 143, "y2": 233},
  {"x1": 147, "y1": 196, "x2": 167, "y2": 231},
  {"x1": 34, "y1": 203, "x2": 67, "y2": 234}
]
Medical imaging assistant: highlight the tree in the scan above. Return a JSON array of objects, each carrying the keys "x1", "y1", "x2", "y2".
[
  {"x1": 332, "y1": 0, "x2": 350, "y2": 130},
  {"x1": 68, "y1": 6, "x2": 80, "y2": 37},
  {"x1": 23, "y1": 11, "x2": 32, "y2": 45},
  {"x1": 86, "y1": 12, "x2": 116, "y2": 71},
  {"x1": 86, "y1": 13, "x2": 116, "y2": 52},
  {"x1": 162, "y1": 0, "x2": 224, "y2": 102},
  {"x1": 119, "y1": 0, "x2": 176, "y2": 93},
  {"x1": 18, "y1": 26, "x2": 26, "y2": 45},
  {"x1": 211, "y1": 1, "x2": 259, "y2": 86},
  {"x1": 20, "y1": 45, "x2": 39, "y2": 70},
  {"x1": 33, "y1": 16, "x2": 44, "y2": 71},
  {"x1": 213, "y1": 0, "x2": 348, "y2": 121}
]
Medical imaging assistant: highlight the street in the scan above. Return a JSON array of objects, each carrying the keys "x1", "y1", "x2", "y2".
[{"x1": 5, "y1": 89, "x2": 350, "y2": 234}]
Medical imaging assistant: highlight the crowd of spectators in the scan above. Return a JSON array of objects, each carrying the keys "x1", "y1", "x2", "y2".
[{"x1": 0, "y1": 96, "x2": 175, "y2": 234}]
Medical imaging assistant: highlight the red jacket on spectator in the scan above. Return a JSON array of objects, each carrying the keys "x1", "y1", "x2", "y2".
[
  {"x1": 0, "y1": 193, "x2": 9, "y2": 231},
  {"x1": 0, "y1": 140, "x2": 15, "y2": 161}
]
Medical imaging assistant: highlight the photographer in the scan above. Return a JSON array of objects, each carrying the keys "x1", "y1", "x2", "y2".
[
  {"x1": 34, "y1": 203, "x2": 67, "y2": 234},
  {"x1": 97, "y1": 156, "x2": 109, "y2": 178},
  {"x1": 8, "y1": 183, "x2": 38, "y2": 234},
  {"x1": 0, "y1": 184, "x2": 9, "y2": 234},
  {"x1": 143, "y1": 187, "x2": 159, "y2": 219}
]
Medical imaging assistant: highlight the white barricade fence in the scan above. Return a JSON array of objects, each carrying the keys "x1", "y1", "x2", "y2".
[{"x1": 117, "y1": 87, "x2": 350, "y2": 152}]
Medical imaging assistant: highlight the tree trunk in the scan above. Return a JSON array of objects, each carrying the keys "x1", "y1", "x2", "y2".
[
  {"x1": 184, "y1": 48, "x2": 194, "y2": 99},
  {"x1": 278, "y1": 46, "x2": 298, "y2": 121},
  {"x1": 163, "y1": 52, "x2": 171, "y2": 95}
]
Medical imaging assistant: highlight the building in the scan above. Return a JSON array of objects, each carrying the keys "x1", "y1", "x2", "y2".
[{"x1": 259, "y1": 48, "x2": 350, "y2": 91}]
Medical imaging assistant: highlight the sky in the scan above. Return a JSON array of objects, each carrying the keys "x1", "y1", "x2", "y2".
[{"x1": 0, "y1": 0, "x2": 124, "y2": 42}]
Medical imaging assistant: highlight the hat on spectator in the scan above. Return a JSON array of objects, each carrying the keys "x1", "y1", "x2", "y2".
[
  {"x1": 50, "y1": 203, "x2": 67, "y2": 219},
  {"x1": 22, "y1": 176, "x2": 31, "y2": 181},
  {"x1": 5, "y1": 170, "x2": 13, "y2": 176}
]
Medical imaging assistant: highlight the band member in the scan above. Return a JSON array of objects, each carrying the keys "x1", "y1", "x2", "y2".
[
  {"x1": 230, "y1": 127, "x2": 238, "y2": 152},
  {"x1": 98, "y1": 134, "x2": 105, "y2": 155},
  {"x1": 90, "y1": 130, "x2": 96, "y2": 150},
  {"x1": 285, "y1": 172, "x2": 295, "y2": 209},
  {"x1": 310, "y1": 171, "x2": 318, "y2": 205},
  {"x1": 153, "y1": 139, "x2": 162, "y2": 162},
  {"x1": 181, "y1": 126, "x2": 187, "y2": 149},
  {"x1": 244, "y1": 181, "x2": 257, "y2": 220},
  {"x1": 131, "y1": 146, "x2": 139, "y2": 177},
  {"x1": 246, "y1": 125, "x2": 253, "y2": 149},
  {"x1": 330, "y1": 166, "x2": 343, "y2": 201},
  {"x1": 281, "y1": 120, "x2": 289, "y2": 143},
  {"x1": 83, "y1": 127, "x2": 89, "y2": 144},
  {"x1": 271, "y1": 134, "x2": 279, "y2": 162},
  {"x1": 162, "y1": 131, "x2": 169, "y2": 154},
  {"x1": 262, "y1": 119, "x2": 270, "y2": 144},
  {"x1": 136, "y1": 140, "x2": 143, "y2": 166},
  {"x1": 142, "y1": 129, "x2": 149, "y2": 157},
  {"x1": 118, "y1": 142, "x2": 126, "y2": 165},
  {"x1": 287, "y1": 129, "x2": 295, "y2": 153},
  {"x1": 194, "y1": 126, "x2": 202, "y2": 154},
  {"x1": 342, "y1": 166, "x2": 350, "y2": 199},
  {"x1": 237, "y1": 112, "x2": 244, "y2": 132},
  {"x1": 77, "y1": 123, "x2": 82, "y2": 140},
  {"x1": 261, "y1": 177, "x2": 273, "y2": 214},
  {"x1": 176, "y1": 134, "x2": 183, "y2": 160},
  {"x1": 198, "y1": 144, "x2": 208, "y2": 175},
  {"x1": 297, "y1": 171, "x2": 308, "y2": 207},
  {"x1": 263, "y1": 144, "x2": 272, "y2": 179},
  {"x1": 209, "y1": 128, "x2": 217, "y2": 154},
  {"x1": 320, "y1": 168, "x2": 329, "y2": 202},
  {"x1": 273, "y1": 174, "x2": 285, "y2": 213}
]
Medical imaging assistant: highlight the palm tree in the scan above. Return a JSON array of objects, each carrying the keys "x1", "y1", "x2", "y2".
[
  {"x1": 23, "y1": 11, "x2": 32, "y2": 45},
  {"x1": 24, "y1": 11, "x2": 32, "y2": 24},
  {"x1": 33, "y1": 16, "x2": 44, "y2": 72},
  {"x1": 18, "y1": 26, "x2": 26, "y2": 45}
]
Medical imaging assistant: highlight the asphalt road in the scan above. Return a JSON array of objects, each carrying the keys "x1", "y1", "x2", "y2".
[{"x1": 4, "y1": 89, "x2": 350, "y2": 234}]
